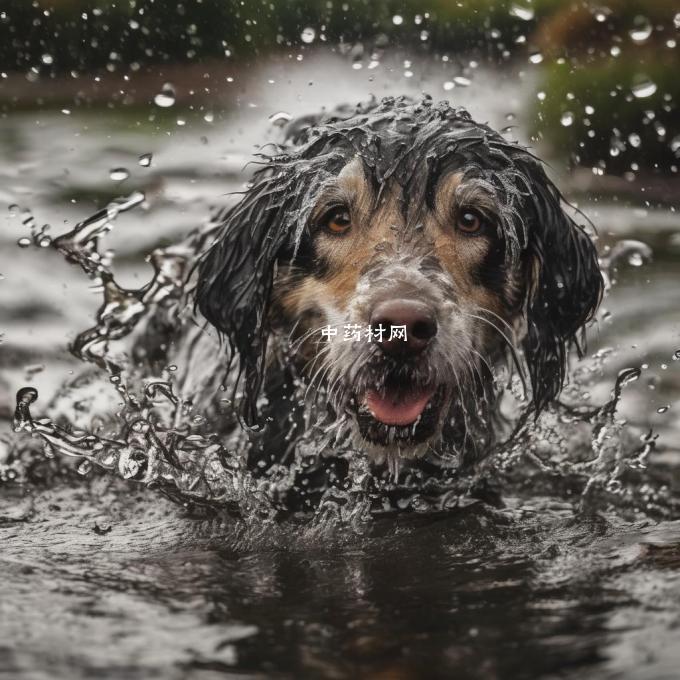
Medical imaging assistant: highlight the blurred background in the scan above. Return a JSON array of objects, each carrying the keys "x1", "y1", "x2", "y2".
[
  {"x1": 3, "y1": 5, "x2": 680, "y2": 679},
  {"x1": 1, "y1": 0, "x2": 679, "y2": 439}
]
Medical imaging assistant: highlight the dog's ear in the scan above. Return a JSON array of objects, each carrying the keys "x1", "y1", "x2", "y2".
[
  {"x1": 195, "y1": 173, "x2": 293, "y2": 427},
  {"x1": 194, "y1": 138, "x2": 348, "y2": 426},
  {"x1": 522, "y1": 170, "x2": 603, "y2": 413}
]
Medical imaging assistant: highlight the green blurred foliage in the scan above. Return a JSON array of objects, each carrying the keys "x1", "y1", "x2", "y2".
[
  {"x1": 0, "y1": 0, "x2": 574, "y2": 72},
  {"x1": 537, "y1": 56, "x2": 680, "y2": 175},
  {"x1": 1, "y1": 0, "x2": 679, "y2": 174}
]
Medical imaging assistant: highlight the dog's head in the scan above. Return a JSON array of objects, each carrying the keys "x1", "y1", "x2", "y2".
[{"x1": 196, "y1": 96, "x2": 602, "y2": 466}]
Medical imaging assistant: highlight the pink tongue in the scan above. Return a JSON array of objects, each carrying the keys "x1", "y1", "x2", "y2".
[{"x1": 364, "y1": 388, "x2": 434, "y2": 426}]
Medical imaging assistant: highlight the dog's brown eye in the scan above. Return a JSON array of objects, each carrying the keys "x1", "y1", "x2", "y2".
[
  {"x1": 456, "y1": 210, "x2": 484, "y2": 235},
  {"x1": 322, "y1": 208, "x2": 352, "y2": 235}
]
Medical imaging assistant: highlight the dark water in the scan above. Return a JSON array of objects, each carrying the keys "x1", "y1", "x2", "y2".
[{"x1": 2, "y1": 52, "x2": 680, "y2": 679}]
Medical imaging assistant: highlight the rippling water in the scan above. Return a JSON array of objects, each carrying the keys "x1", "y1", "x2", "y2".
[{"x1": 1, "y1": 52, "x2": 680, "y2": 678}]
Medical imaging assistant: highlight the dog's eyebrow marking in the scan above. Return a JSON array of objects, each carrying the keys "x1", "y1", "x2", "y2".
[{"x1": 310, "y1": 157, "x2": 374, "y2": 225}]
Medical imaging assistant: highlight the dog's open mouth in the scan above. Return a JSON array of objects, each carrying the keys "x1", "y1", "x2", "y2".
[
  {"x1": 364, "y1": 386, "x2": 436, "y2": 426},
  {"x1": 354, "y1": 384, "x2": 445, "y2": 446}
]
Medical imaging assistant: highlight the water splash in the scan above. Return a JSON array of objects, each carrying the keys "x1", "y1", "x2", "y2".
[{"x1": 5, "y1": 195, "x2": 674, "y2": 521}]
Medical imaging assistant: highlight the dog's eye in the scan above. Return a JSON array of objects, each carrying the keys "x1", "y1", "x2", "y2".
[
  {"x1": 456, "y1": 209, "x2": 485, "y2": 235},
  {"x1": 321, "y1": 207, "x2": 352, "y2": 235}
]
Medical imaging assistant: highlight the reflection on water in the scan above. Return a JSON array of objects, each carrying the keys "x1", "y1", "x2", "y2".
[{"x1": 1, "y1": 51, "x2": 680, "y2": 679}]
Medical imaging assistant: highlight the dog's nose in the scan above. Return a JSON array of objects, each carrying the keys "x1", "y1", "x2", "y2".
[{"x1": 370, "y1": 299, "x2": 437, "y2": 356}]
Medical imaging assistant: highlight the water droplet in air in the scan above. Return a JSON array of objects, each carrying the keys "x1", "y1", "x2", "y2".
[
  {"x1": 154, "y1": 83, "x2": 176, "y2": 108},
  {"x1": 269, "y1": 111, "x2": 292, "y2": 126},
  {"x1": 138, "y1": 153, "x2": 152, "y2": 167},
  {"x1": 509, "y1": 4, "x2": 535, "y2": 21},
  {"x1": 109, "y1": 168, "x2": 130, "y2": 181},
  {"x1": 453, "y1": 76, "x2": 471, "y2": 87},
  {"x1": 629, "y1": 16, "x2": 652, "y2": 43},
  {"x1": 617, "y1": 367, "x2": 641, "y2": 388},
  {"x1": 631, "y1": 79, "x2": 657, "y2": 99},
  {"x1": 443, "y1": 81, "x2": 455, "y2": 91},
  {"x1": 672, "y1": 349, "x2": 680, "y2": 361},
  {"x1": 301, "y1": 27, "x2": 316, "y2": 44},
  {"x1": 674, "y1": 13, "x2": 680, "y2": 30},
  {"x1": 657, "y1": 405, "x2": 670, "y2": 414},
  {"x1": 628, "y1": 252, "x2": 643, "y2": 266},
  {"x1": 560, "y1": 111, "x2": 575, "y2": 127},
  {"x1": 17, "y1": 237, "x2": 31, "y2": 248},
  {"x1": 392, "y1": 15, "x2": 403, "y2": 25},
  {"x1": 529, "y1": 51, "x2": 543, "y2": 64},
  {"x1": 77, "y1": 459, "x2": 93, "y2": 475}
]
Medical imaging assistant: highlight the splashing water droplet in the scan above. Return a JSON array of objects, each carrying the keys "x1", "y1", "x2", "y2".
[
  {"x1": 138, "y1": 153, "x2": 152, "y2": 167},
  {"x1": 301, "y1": 27, "x2": 316, "y2": 44},
  {"x1": 631, "y1": 79, "x2": 657, "y2": 99},
  {"x1": 109, "y1": 168, "x2": 130, "y2": 182},
  {"x1": 509, "y1": 4, "x2": 535, "y2": 21},
  {"x1": 674, "y1": 13, "x2": 680, "y2": 30},
  {"x1": 603, "y1": 240, "x2": 653, "y2": 282},
  {"x1": 657, "y1": 405, "x2": 670, "y2": 414},
  {"x1": 629, "y1": 16, "x2": 652, "y2": 43},
  {"x1": 617, "y1": 367, "x2": 641, "y2": 388},
  {"x1": 529, "y1": 51, "x2": 543, "y2": 64},
  {"x1": 154, "y1": 83, "x2": 176, "y2": 108},
  {"x1": 268, "y1": 111, "x2": 292, "y2": 127},
  {"x1": 560, "y1": 111, "x2": 575, "y2": 127},
  {"x1": 392, "y1": 15, "x2": 403, "y2": 25},
  {"x1": 77, "y1": 459, "x2": 93, "y2": 475},
  {"x1": 41, "y1": 54, "x2": 53, "y2": 65}
]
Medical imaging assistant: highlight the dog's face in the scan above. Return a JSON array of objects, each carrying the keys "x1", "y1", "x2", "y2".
[{"x1": 197, "y1": 97, "x2": 602, "y2": 467}]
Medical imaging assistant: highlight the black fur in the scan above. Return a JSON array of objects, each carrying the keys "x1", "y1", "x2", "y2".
[{"x1": 195, "y1": 95, "x2": 603, "y2": 434}]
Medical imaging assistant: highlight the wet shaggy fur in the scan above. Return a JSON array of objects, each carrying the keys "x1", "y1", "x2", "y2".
[{"x1": 194, "y1": 95, "x2": 603, "y2": 472}]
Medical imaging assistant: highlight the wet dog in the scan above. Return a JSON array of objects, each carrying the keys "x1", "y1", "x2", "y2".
[{"x1": 192, "y1": 96, "x2": 602, "y2": 476}]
